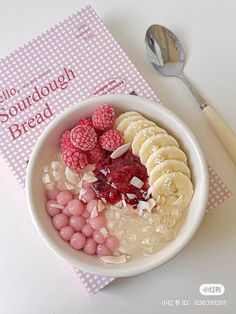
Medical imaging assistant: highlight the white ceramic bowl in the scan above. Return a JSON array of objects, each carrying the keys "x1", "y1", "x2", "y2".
[{"x1": 26, "y1": 94, "x2": 208, "y2": 277}]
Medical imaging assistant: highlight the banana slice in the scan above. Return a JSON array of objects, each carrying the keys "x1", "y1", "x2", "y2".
[
  {"x1": 146, "y1": 146, "x2": 187, "y2": 174},
  {"x1": 152, "y1": 172, "x2": 193, "y2": 210},
  {"x1": 132, "y1": 126, "x2": 167, "y2": 156},
  {"x1": 149, "y1": 159, "x2": 191, "y2": 185},
  {"x1": 115, "y1": 111, "x2": 143, "y2": 128},
  {"x1": 123, "y1": 119, "x2": 156, "y2": 143},
  {"x1": 139, "y1": 134, "x2": 179, "y2": 165},
  {"x1": 116, "y1": 115, "x2": 143, "y2": 134}
]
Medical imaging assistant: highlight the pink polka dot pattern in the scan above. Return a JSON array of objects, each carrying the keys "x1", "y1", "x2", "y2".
[
  {"x1": 207, "y1": 164, "x2": 232, "y2": 210},
  {"x1": 0, "y1": 5, "x2": 232, "y2": 297},
  {"x1": 74, "y1": 268, "x2": 114, "y2": 296}
]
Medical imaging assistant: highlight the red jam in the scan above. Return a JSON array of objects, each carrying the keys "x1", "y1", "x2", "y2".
[{"x1": 92, "y1": 150, "x2": 149, "y2": 206}]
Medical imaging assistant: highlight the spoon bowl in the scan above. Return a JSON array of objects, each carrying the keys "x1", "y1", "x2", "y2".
[
  {"x1": 145, "y1": 25, "x2": 185, "y2": 77},
  {"x1": 145, "y1": 24, "x2": 236, "y2": 164}
]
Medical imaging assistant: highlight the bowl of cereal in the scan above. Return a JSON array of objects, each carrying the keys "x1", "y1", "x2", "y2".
[{"x1": 26, "y1": 94, "x2": 208, "y2": 277}]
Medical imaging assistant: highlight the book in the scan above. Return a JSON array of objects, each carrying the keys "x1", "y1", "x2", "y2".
[{"x1": 0, "y1": 5, "x2": 159, "y2": 188}]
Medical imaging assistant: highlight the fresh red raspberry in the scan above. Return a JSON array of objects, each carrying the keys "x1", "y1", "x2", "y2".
[
  {"x1": 78, "y1": 117, "x2": 93, "y2": 127},
  {"x1": 60, "y1": 130, "x2": 74, "y2": 151},
  {"x1": 92, "y1": 104, "x2": 115, "y2": 131},
  {"x1": 70, "y1": 125, "x2": 97, "y2": 151},
  {"x1": 61, "y1": 147, "x2": 88, "y2": 170},
  {"x1": 87, "y1": 143, "x2": 106, "y2": 164},
  {"x1": 99, "y1": 130, "x2": 124, "y2": 151}
]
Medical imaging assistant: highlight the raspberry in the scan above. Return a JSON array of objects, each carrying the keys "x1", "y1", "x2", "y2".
[
  {"x1": 60, "y1": 130, "x2": 74, "y2": 151},
  {"x1": 92, "y1": 104, "x2": 115, "y2": 131},
  {"x1": 87, "y1": 143, "x2": 106, "y2": 164},
  {"x1": 61, "y1": 147, "x2": 88, "y2": 170},
  {"x1": 70, "y1": 125, "x2": 97, "y2": 151},
  {"x1": 78, "y1": 117, "x2": 93, "y2": 127},
  {"x1": 99, "y1": 130, "x2": 124, "y2": 152}
]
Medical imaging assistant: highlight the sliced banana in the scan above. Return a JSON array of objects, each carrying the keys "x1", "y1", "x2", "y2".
[
  {"x1": 116, "y1": 115, "x2": 143, "y2": 134},
  {"x1": 132, "y1": 126, "x2": 167, "y2": 156},
  {"x1": 139, "y1": 134, "x2": 179, "y2": 165},
  {"x1": 152, "y1": 172, "x2": 193, "y2": 210},
  {"x1": 146, "y1": 146, "x2": 187, "y2": 174},
  {"x1": 115, "y1": 111, "x2": 143, "y2": 128},
  {"x1": 123, "y1": 119, "x2": 156, "y2": 143},
  {"x1": 149, "y1": 159, "x2": 191, "y2": 185}
]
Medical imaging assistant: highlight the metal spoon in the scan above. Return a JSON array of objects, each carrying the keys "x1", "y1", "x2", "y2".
[{"x1": 145, "y1": 24, "x2": 236, "y2": 164}]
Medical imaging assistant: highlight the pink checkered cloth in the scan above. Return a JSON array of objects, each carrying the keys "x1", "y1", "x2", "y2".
[
  {"x1": 75, "y1": 165, "x2": 232, "y2": 296},
  {"x1": 0, "y1": 5, "x2": 232, "y2": 296}
]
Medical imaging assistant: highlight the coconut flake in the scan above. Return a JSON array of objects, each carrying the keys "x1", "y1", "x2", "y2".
[
  {"x1": 65, "y1": 167, "x2": 79, "y2": 184},
  {"x1": 78, "y1": 188, "x2": 86, "y2": 200},
  {"x1": 77, "y1": 180, "x2": 83, "y2": 189},
  {"x1": 101, "y1": 197, "x2": 107, "y2": 204},
  {"x1": 111, "y1": 143, "x2": 131, "y2": 159},
  {"x1": 130, "y1": 176, "x2": 144, "y2": 189},
  {"x1": 65, "y1": 181, "x2": 74, "y2": 190},
  {"x1": 121, "y1": 194, "x2": 127, "y2": 208},
  {"x1": 100, "y1": 227, "x2": 108, "y2": 238},
  {"x1": 42, "y1": 173, "x2": 51, "y2": 184},
  {"x1": 127, "y1": 193, "x2": 136, "y2": 200},
  {"x1": 82, "y1": 171, "x2": 98, "y2": 183},
  {"x1": 145, "y1": 186, "x2": 153, "y2": 199},
  {"x1": 90, "y1": 206, "x2": 98, "y2": 218},
  {"x1": 147, "y1": 198, "x2": 156, "y2": 211},
  {"x1": 100, "y1": 169, "x2": 108, "y2": 176},
  {"x1": 50, "y1": 204, "x2": 64, "y2": 210},
  {"x1": 100, "y1": 255, "x2": 127, "y2": 264},
  {"x1": 97, "y1": 200, "x2": 105, "y2": 212},
  {"x1": 137, "y1": 200, "x2": 150, "y2": 211},
  {"x1": 173, "y1": 195, "x2": 183, "y2": 206},
  {"x1": 82, "y1": 171, "x2": 94, "y2": 181}
]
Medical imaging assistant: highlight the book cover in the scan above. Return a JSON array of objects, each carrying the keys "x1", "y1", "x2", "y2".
[{"x1": 0, "y1": 5, "x2": 159, "y2": 188}]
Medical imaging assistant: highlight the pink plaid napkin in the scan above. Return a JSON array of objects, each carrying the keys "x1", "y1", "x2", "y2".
[{"x1": 75, "y1": 165, "x2": 232, "y2": 296}]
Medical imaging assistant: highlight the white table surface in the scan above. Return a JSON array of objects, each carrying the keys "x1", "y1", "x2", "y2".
[{"x1": 0, "y1": 0, "x2": 236, "y2": 313}]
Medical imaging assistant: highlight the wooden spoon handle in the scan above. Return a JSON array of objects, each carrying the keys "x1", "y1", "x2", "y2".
[{"x1": 203, "y1": 105, "x2": 236, "y2": 164}]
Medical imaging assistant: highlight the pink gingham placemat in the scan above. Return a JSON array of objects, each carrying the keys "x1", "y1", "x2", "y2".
[{"x1": 0, "y1": 5, "x2": 232, "y2": 296}]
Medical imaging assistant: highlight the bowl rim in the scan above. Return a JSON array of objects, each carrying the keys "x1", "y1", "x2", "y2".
[{"x1": 25, "y1": 94, "x2": 209, "y2": 277}]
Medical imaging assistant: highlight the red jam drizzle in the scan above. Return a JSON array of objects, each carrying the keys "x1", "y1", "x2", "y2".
[{"x1": 92, "y1": 150, "x2": 149, "y2": 206}]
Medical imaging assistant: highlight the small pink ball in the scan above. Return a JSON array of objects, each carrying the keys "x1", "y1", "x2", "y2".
[
  {"x1": 96, "y1": 244, "x2": 112, "y2": 256},
  {"x1": 56, "y1": 191, "x2": 73, "y2": 205},
  {"x1": 106, "y1": 236, "x2": 120, "y2": 251},
  {"x1": 82, "y1": 224, "x2": 94, "y2": 237},
  {"x1": 46, "y1": 200, "x2": 61, "y2": 216},
  {"x1": 83, "y1": 238, "x2": 97, "y2": 255},
  {"x1": 70, "y1": 232, "x2": 86, "y2": 250},
  {"x1": 46, "y1": 188, "x2": 61, "y2": 200},
  {"x1": 81, "y1": 187, "x2": 96, "y2": 203},
  {"x1": 67, "y1": 199, "x2": 84, "y2": 216},
  {"x1": 93, "y1": 230, "x2": 106, "y2": 244},
  {"x1": 52, "y1": 213, "x2": 68, "y2": 230},
  {"x1": 69, "y1": 216, "x2": 86, "y2": 232},
  {"x1": 60, "y1": 226, "x2": 74, "y2": 241},
  {"x1": 89, "y1": 215, "x2": 107, "y2": 230},
  {"x1": 87, "y1": 199, "x2": 98, "y2": 213},
  {"x1": 81, "y1": 210, "x2": 90, "y2": 219}
]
